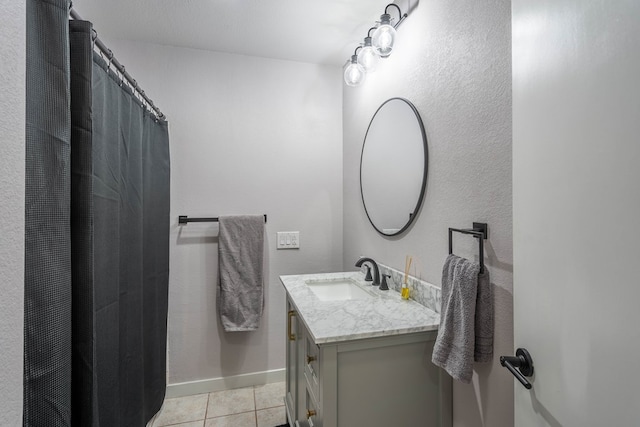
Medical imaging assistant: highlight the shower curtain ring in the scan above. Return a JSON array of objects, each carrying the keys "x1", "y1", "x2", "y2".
[
  {"x1": 119, "y1": 65, "x2": 126, "y2": 87},
  {"x1": 106, "y1": 51, "x2": 113, "y2": 75},
  {"x1": 91, "y1": 29, "x2": 98, "y2": 50}
]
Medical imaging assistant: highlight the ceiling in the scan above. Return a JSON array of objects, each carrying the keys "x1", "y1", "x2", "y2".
[{"x1": 72, "y1": 0, "x2": 395, "y2": 66}]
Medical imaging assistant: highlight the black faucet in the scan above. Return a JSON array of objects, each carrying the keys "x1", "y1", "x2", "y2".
[{"x1": 355, "y1": 257, "x2": 380, "y2": 286}]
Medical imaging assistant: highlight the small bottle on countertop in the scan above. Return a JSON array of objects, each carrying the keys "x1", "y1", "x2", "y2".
[
  {"x1": 401, "y1": 283, "x2": 410, "y2": 300},
  {"x1": 402, "y1": 255, "x2": 412, "y2": 300}
]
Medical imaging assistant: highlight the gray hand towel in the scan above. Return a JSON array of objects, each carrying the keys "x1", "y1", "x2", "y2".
[
  {"x1": 474, "y1": 268, "x2": 493, "y2": 362},
  {"x1": 218, "y1": 215, "x2": 265, "y2": 332},
  {"x1": 431, "y1": 254, "x2": 480, "y2": 383}
]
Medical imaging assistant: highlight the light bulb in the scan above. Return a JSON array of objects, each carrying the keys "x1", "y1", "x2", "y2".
[
  {"x1": 372, "y1": 14, "x2": 397, "y2": 57},
  {"x1": 344, "y1": 55, "x2": 365, "y2": 87},
  {"x1": 357, "y1": 37, "x2": 379, "y2": 72}
]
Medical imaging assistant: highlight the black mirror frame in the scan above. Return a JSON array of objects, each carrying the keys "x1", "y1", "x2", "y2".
[{"x1": 359, "y1": 97, "x2": 428, "y2": 237}]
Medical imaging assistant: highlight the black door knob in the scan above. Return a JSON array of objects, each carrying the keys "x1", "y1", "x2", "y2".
[{"x1": 500, "y1": 348, "x2": 534, "y2": 389}]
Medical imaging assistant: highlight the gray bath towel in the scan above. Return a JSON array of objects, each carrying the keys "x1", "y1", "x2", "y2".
[
  {"x1": 474, "y1": 268, "x2": 493, "y2": 363},
  {"x1": 218, "y1": 215, "x2": 265, "y2": 332},
  {"x1": 432, "y1": 254, "x2": 490, "y2": 383}
]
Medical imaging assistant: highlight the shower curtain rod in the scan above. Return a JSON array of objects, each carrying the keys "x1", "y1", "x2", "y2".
[{"x1": 69, "y1": 7, "x2": 165, "y2": 120}]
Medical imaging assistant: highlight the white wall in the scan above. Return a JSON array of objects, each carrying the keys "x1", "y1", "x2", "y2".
[
  {"x1": 0, "y1": 1, "x2": 25, "y2": 423},
  {"x1": 343, "y1": 0, "x2": 513, "y2": 425},
  {"x1": 105, "y1": 40, "x2": 344, "y2": 387}
]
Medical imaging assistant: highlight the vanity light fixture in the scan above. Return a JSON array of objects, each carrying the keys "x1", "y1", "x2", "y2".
[
  {"x1": 372, "y1": 10, "x2": 395, "y2": 56},
  {"x1": 357, "y1": 28, "x2": 380, "y2": 72},
  {"x1": 343, "y1": 3, "x2": 409, "y2": 87},
  {"x1": 344, "y1": 47, "x2": 366, "y2": 87},
  {"x1": 372, "y1": 4, "x2": 407, "y2": 57}
]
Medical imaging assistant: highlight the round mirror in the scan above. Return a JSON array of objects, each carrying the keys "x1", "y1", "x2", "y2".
[{"x1": 360, "y1": 98, "x2": 428, "y2": 236}]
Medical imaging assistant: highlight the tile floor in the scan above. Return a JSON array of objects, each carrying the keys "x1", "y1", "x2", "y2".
[{"x1": 149, "y1": 382, "x2": 287, "y2": 427}]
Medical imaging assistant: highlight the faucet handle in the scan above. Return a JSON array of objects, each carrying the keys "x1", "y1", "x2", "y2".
[
  {"x1": 380, "y1": 274, "x2": 390, "y2": 291},
  {"x1": 363, "y1": 265, "x2": 373, "y2": 281}
]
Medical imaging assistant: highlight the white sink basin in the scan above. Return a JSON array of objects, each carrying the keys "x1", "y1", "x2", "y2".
[{"x1": 305, "y1": 277, "x2": 374, "y2": 301}]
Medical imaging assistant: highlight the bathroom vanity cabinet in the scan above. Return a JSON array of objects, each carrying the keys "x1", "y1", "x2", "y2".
[{"x1": 282, "y1": 273, "x2": 452, "y2": 427}]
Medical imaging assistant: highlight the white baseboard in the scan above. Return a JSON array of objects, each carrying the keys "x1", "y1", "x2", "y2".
[{"x1": 165, "y1": 368, "x2": 286, "y2": 399}]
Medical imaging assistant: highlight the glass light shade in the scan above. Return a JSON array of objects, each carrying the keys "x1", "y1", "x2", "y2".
[
  {"x1": 372, "y1": 17, "x2": 397, "y2": 57},
  {"x1": 344, "y1": 55, "x2": 366, "y2": 87},
  {"x1": 357, "y1": 45, "x2": 379, "y2": 72}
]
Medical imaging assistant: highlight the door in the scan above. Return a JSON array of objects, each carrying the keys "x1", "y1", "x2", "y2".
[{"x1": 512, "y1": 1, "x2": 640, "y2": 425}]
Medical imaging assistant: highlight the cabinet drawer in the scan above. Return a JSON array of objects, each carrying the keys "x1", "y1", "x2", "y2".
[
  {"x1": 305, "y1": 335, "x2": 319, "y2": 372},
  {"x1": 304, "y1": 388, "x2": 319, "y2": 427},
  {"x1": 304, "y1": 336, "x2": 320, "y2": 403},
  {"x1": 304, "y1": 369, "x2": 319, "y2": 409}
]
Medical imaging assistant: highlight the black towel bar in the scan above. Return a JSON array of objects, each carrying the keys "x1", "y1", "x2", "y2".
[
  {"x1": 178, "y1": 214, "x2": 267, "y2": 224},
  {"x1": 448, "y1": 222, "x2": 488, "y2": 273}
]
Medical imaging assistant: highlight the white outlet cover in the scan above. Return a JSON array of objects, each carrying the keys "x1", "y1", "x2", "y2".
[{"x1": 277, "y1": 231, "x2": 300, "y2": 249}]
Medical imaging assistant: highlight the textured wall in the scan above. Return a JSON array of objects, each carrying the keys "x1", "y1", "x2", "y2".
[
  {"x1": 105, "y1": 39, "x2": 344, "y2": 385},
  {"x1": 0, "y1": 1, "x2": 25, "y2": 424},
  {"x1": 343, "y1": 0, "x2": 513, "y2": 425}
]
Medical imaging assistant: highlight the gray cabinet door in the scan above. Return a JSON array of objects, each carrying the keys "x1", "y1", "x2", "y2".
[{"x1": 285, "y1": 299, "x2": 298, "y2": 425}]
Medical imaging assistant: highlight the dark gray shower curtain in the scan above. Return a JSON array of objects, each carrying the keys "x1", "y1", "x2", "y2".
[{"x1": 25, "y1": 1, "x2": 170, "y2": 426}]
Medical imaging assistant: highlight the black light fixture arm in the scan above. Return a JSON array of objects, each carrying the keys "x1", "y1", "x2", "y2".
[{"x1": 384, "y1": 3, "x2": 408, "y2": 28}]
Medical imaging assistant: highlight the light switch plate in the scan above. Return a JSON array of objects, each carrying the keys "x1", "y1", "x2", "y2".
[{"x1": 277, "y1": 231, "x2": 300, "y2": 249}]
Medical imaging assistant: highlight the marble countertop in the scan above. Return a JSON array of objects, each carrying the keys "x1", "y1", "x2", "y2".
[{"x1": 280, "y1": 271, "x2": 440, "y2": 345}]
